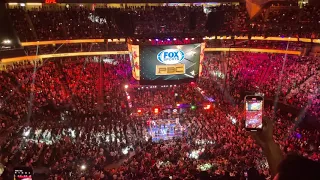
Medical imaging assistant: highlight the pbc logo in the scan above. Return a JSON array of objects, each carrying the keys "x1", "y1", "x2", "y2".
[{"x1": 157, "y1": 49, "x2": 185, "y2": 65}]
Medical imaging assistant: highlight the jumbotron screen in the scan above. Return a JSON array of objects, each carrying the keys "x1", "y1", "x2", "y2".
[{"x1": 139, "y1": 44, "x2": 205, "y2": 83}]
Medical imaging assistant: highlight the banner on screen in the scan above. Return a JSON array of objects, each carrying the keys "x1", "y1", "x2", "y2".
[
  {"x1": 128, "y1": 44, "x2": 140, "y2": 80},
  {"x1": 140, "y1": 44, "x2": 204, "y2": 82}
]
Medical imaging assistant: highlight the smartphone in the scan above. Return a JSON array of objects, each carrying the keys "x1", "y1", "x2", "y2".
[{"x1": 245, "y1": 95, "x2": 263, "y2": 131}]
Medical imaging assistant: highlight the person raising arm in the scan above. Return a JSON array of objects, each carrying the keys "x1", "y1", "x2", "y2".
[{"x1": 251, "y1": 117, "x2": 320, "y2": 180}]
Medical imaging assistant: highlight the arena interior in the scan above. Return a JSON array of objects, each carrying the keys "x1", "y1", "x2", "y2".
[{"x1": 0, "y1": 0, "x2": 319, "y2": 179}]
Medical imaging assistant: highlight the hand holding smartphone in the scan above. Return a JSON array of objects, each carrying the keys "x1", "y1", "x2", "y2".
[{"x1": 245, "y1": 95, "x2": 263, "y2": 131}]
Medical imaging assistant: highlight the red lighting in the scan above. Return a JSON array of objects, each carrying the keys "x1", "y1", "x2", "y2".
[
  {"x1": 154, "y1": 108, "x2": 159, "y2": 114},
  {"x1": 204, "y1": 104, "x2": 211, "y2": 110},
  {"x1": 45, "y1": 0, "x2": 57, "y2": 3},
  {"x1": 176, "y1": 103, "x2": 180, "y2": 107},
  {"x1": 137, "y1": 109, "x2": 142, "y2": 113}
]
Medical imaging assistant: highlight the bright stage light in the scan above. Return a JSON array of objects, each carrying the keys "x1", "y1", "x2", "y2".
[
  {"x1": 185, "y1": 38, "x2": 188, "y2": 40},
  {"x1": 2, "y1": 39, "x2": 11, "y2": 44},
  {"x1": 189, "y1": 149, "x2": 204, "y2": 159},
  {"x1": 137, "y1": 109, "x2": 142, "y2": 113},
  {"x1": 173, "y1": 38, "x2": 177, "y2": 41},
  {"x1": 149, "y1": 39, "x2": 152, "y2": 41},
  {"x1": 124, "y1": 85, "x2": 128, "y2": 89},
  {"x1": 154, "y1": 108, "x2": 159, "y2": 114},
  {"x1": 23, "y1": 128, "x2": 30, "y2": 137},
  {"x1": 167, "y1": 38, "x2": 170, "y2": 41},
  {"x1": 176, "y1": 103, "x2": 180, "y2": 107},
  {"x1": 80, "y1": 165, "x2": 86, "y2": 170},
  {"x1": 122, "y1": 147, "x2": 129, "y2": 155},
  {"x1": 156, "y1": 39, "x2": 159, "y2": 41},
  {"x1": 127, "y1": 96, "x2": 130, "y2": 100},
  {"x1": 204, "y1": 104, "x2": 211, "y2": 110}
]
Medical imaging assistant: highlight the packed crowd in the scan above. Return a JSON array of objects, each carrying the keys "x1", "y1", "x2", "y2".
[
  {"x1": 0, "y1": 50, "x2": 318, "y2": 179},
  {"x1": 131, "y1": 84, "x2": 204, "y2": 109},
  {"x1": 107, "y1": 108, "x2": 319, "y2": 179},
  {"x1": 0, "y1": 55, "x2": 137, "y2": 179},
  {"x1": 1, "y1": 3, "x2": 320, "y2": 177},
  {"x1": 224, "y1": 52, "x2": 320, "y2": 117},
  {"x1": 105, "y1": 76, "x2": 320, "y2": 179},
  {"x1": 8, "y1": 3, "x2": 320, "y2": 42}
]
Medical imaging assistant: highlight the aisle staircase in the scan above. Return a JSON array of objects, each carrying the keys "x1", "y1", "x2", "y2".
[
  {"x1": 60, "y1": 13, "x2": 69, "y2": 39},
  {"x1": 286, "y1": 71, "x2": 320, "y2": 99},
  {"x1": 3, "y1": 71, "x2": 26, "y2": 94},
  {"x1": 55, "y1": 61, "x2": 73, "y2": 104},
  {"x1": 258, "y1": 61, "x2": 273, "y2": 87},
  {"x1": 24, "y1": 10, "x2": 38, "y2": 40}
]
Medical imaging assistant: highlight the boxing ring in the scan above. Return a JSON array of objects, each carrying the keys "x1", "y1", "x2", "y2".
[{"x1": 147, "y1": 118, "x2": 185, "y2": 142}]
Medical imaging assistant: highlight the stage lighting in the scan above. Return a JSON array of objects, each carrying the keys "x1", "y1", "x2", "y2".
[
  {"x1": 156, "y1": 39, "x2": 159, "y2": 41},
  {"x1": 191, "y1": 105, "x2": 196, "y2": 110},
  {"x1": 204, "y1": 104, "x2": 211, "y2": 110},
  {"x1": 80, "y1": 165, "x2": 86, "y2": 170},
  {"x1": 167, "y1": 38, "x2": 170, "y2": 41},
  {"x1": 2, "y1": 39, "x2": 11, "y2": 44},
  {"x1": 127, "y1": 96, "x2": 130, "y2": 100},
  {"x1": 124, "y1": 85, "x2": 128, "y2": 89},
  {"x1": 173, "y1": 38, "x2": 177, "y2": 41},
  {"x1": 137, "y1": 109, "x2": 142, "y2": 113},
  {"x1": 136, "y1": 39, "x2": 139, "y2": 42},
  {"x1": 149, "y1": 39, "x2": 152, "y2": 41},
  {"x1": 154, "y1": 108, "x2": 159, "y2": 114},
  {"x1": 23, "y1": 128, "x2": 30, "y2": 137},
  {"x1": 176, "y1": 103, "x2": 180, "y2": 107},
  {"x1": 185, "y1": 38, "x2": 188, "y2": 40},
  {"x1": 191, "y1": 38, "x2": 194, "y2": 40},
  {"x1": 122, "y1": 147, "x2": 129, "y2": 155}
]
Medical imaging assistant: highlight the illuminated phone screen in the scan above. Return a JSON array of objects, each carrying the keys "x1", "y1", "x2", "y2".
[{"x1": 245, "y1": 99, "x2": 263, "y2": 129}]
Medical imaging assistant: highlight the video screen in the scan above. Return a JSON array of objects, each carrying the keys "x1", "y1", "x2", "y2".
[
  {"x1": 140, "y1": 44, "x2": 203, "y2": 83},
  {"x1": 128, "y1": 44, "x2": 140, "y2": 80},
  {"x1": 245, "y1": 100, "x2": 263, "y2": 129}
]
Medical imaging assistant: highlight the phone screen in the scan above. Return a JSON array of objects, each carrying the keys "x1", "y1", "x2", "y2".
[{"x1": 245, "y1": 96, "x2": 263, "y2": 130}]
